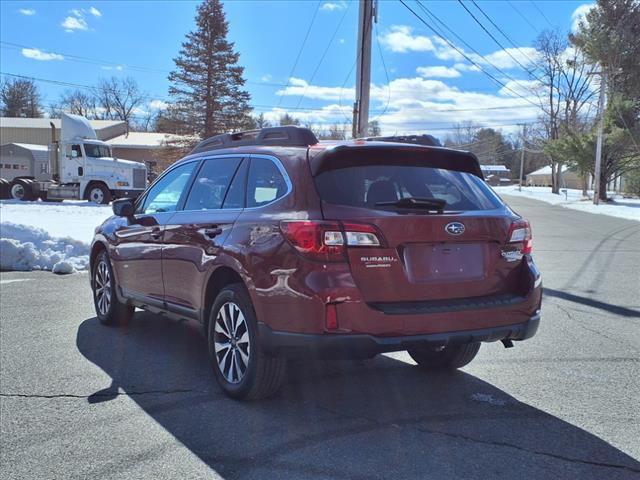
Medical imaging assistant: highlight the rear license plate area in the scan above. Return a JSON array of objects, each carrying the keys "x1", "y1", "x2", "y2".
[{"x1": 403, "y1": 243, "x2": 485, "y2": 282}]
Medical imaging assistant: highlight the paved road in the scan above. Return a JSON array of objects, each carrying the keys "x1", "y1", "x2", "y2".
[{"x1": 1, "y1": 196, "x2": 639, "y2": 480}]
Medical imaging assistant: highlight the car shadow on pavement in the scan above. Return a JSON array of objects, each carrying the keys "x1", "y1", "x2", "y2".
[{"x1": 77, "y1": 313, "x2": 640, "y2": 480}]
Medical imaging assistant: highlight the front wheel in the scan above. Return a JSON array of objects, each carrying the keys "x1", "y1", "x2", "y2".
[
  {"x1": 408, "y1": 342, "x2": 481, "y2": 370},
  {"x1": 92, "y1": 251, "x2": 134, "y2": 326},
  {"x1": 208, "y1": 284, "x2": 286, "y2": 400},
  {"x1": 10, "y1": 179, "x2": 34, "y2": 201},
  {"x1": 86, "y1": 183, "x2": 112, "y2": 205}
]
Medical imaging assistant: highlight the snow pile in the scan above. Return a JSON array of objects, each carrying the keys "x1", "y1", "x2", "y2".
[
  {"x1": 0, "y1": 222, "x2": 90, "y2": 274},
  {"x1": 494, "y1": 186, "x2": 640, "y2": 222},
  {"x1": 0, "y1": 199, "x2": 112, "y2": 243}
]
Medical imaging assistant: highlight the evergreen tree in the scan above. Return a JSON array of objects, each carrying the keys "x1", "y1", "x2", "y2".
[{"x1": 168, "y1": 0, "x2": 252, "y2": 139}]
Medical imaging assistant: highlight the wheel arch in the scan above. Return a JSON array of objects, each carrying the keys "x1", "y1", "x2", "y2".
[{"x1": 202, "y1": 266, "x2": 247, "y2": 330}]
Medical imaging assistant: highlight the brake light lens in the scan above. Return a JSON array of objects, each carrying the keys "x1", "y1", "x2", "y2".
[
  {"x1": 507, "y1": 219, "x2": 532, "y2": 254},
  {"x1": 280, "y1": 220, "x2": 383, "y2": 262}
]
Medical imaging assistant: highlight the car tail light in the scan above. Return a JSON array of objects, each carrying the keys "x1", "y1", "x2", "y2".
[
  {"x1": 280, "y1": 220, "x2": 383, "y2": 262},
  {"x1": 507, "y1": 219, "x2": 532, "y2": 254}
]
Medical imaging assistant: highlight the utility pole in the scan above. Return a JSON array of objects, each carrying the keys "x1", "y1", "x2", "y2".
[
  {"x1": 593, "y1": 70, "x2": 607, "y2": 205},
  {"x1": 353, "y1": 0, "x2": 376, "y2": 138},
  {"x1": 518, "y1": 123, "x2": 527, "y2": 192}
]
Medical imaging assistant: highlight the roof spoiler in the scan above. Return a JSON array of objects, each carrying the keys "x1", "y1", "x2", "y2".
[
  {"x1": 190, "y1": 126, "x2": 319, "y2": 154},
  {"x1": 361, "y1": 134, "x2": 442, "y2": 147}
]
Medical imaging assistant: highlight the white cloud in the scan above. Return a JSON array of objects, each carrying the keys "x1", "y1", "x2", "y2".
[
  {"x1": 381, "y1": 25, "x2": 538, "y2": 70},
  {"x1": 321, "y1": 1, "x2": 346, "y2": 11},
  {"x1": 276, "y1": 77, "x2": 354, "y2": 101},
  {"x1": 270, "y1": 76, "x2": 542, "y2": 136},
  {"x1": 379, "y1": 25, "x2": 435, "y2": 53},
  {"x1": 100, "y1": 65, "x2": 124, "y2": 71},
  {"x1": 18, "y1": 8, "x2": 36, "y2": 16},
  {"x1": 416, "y1": 66, "x2": 461, "y2": 79},
  {"x1": 62, "y1": 15, "x2": 88, "y2": 32},
  {"x1": 454, "y1": 62, "x2": 481, "y2": 73},
  {"x1": 261, "y1": 74, "x2": 272, "y2": 82},
  {"x1": 149, "y1": 100, "x2": 168, "y2": 111},
  {"x1": 21, "y1": 48, "x2": 64, "y2": 61},
  {"x1": 89, "y1": 6, "x2": 102, "y2": 17},
  {"x1": 572, "y1": 3, "x2": 594, "y2": 32}
]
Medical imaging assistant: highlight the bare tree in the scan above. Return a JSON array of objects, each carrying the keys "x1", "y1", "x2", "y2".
[
  {"x1": 0, "y1": 77, "x2": 42, "y2": 117},
  {"x1": 96, "y1": 77, "x2": 147, "y2": 125},
  {"x1": 50, "y1": 89, "x2": 99, "y2": 119},
  {"x1": 531, "y1": 30, "x2": 596, "y2": 193},
  {"x1": 444, "y1": 121, "x2": 481, "y2": 147}
]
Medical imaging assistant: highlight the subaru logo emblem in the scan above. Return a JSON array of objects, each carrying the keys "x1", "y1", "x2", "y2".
[{"x1": 445, "y1": 222, "x2": 465, "y2": 236}]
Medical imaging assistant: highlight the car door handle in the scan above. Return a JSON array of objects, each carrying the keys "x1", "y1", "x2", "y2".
[
  {"x1": 150, "y1": 227, "x2": 163, "y2": 239},
  {"x1": 204, "y1": 226, "x2": 223, "y2": 238}
]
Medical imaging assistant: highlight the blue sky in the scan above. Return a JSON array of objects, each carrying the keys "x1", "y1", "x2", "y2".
[{"x1": 0, "y1": 0, "x2": 593, "y2": 136}]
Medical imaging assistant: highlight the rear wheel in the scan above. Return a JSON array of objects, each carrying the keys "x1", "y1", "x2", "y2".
[
  {"x1": 10, "y1": 179, "x2": 34, "y2": 201},
  {"x1": 92, "y1": 250, "x2": 134, "y2": 326},
  {"x1": 208, "y1": 284, "x2": 286, "y2": 400},
  {"x1": 86, "y1": 183, "x2": 112, "y2": 205},
  {"x1": 408, "y1": 342, "x2": 480, "y2": 370}
]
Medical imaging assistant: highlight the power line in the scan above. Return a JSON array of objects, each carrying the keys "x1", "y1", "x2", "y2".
[
  {"x1": 276, "y1": 1, "x2": 322, "y2": 108},
  {"x1": 530, "y1": 1, "x2": 554, "y2": 28},
  {"x1": 400, "y1": 1, "x2": 540, "y2": 108},
  {"x1": 456, "y1": 0, "x2": 539, "y2": 79},
  {"x1": 469, "y1": 0, "x2": 538, "y2": 66},
  {"x1": 294, "y1": 2, "x2": 351, "y2": 109},
  {"x1": 506, "y1": 1, "x2": 539, "y2": 33}
]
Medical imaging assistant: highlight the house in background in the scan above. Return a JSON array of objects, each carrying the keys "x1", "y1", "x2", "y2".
[
  {"x1": 480, "y1": 164, "x2": 511, "y2": 186},
  {"x1": 526, "y1": 165, "x2": 582, "y2": 189}
]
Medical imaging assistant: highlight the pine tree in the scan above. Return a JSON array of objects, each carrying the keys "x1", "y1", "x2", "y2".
[{"x1": 168, "y1": 0, "x2": 252, "y2": 139}]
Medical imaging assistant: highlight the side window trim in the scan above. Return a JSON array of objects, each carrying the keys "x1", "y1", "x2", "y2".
[{"x1": 244, "y1": 154, "x2": 292, "y2": 210}]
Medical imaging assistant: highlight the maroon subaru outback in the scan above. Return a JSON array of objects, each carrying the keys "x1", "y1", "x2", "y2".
[{"x1": 90, "y1": 127, "x2": 541, "y2": 399}]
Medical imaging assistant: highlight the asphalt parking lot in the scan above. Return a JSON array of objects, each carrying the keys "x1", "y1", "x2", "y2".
[{"x1": 1, "y1": 196, "x2": 639, "y2": 479}]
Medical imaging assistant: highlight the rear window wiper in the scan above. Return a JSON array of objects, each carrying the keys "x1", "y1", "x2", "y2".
[{"x1": 375, "y1": 197, "x2": 447, "y2": 212}]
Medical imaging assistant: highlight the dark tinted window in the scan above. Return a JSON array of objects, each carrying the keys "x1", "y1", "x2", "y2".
[
  {"x1": 139, "y1": 161, "x2": 196, "y2": 214},
  {"x1": 246, "y1": 157, "x2": 288, "y2": 208},
  {"x1": 184, "y1": 157, "x2": 242, "y2": 211},
  {"x1": 222, "y1": 159, "x2": 247, "y2": 209},
  {"x1": 315, "y1": 164, "x2": 502, "y2": 211}
]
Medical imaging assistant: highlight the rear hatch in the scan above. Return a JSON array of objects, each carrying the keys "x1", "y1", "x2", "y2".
[{"x1": 311, "y1": 144, "x2": 522, "y2": 303}]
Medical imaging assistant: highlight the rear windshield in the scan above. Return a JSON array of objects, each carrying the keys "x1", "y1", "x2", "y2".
[{"x1": 314, "y1": 164, "x2": 503, "y2": 212}]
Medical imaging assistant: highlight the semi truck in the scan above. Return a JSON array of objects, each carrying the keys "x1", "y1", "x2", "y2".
[{"x1": 0, "y1": 113, "x2": 147, "y2": 204}]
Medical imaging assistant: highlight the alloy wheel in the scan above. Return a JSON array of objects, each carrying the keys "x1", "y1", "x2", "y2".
[
  {"x1": 213, "y1": 302, "x2": 250, "y2": 384},
  {"x1": 94, "y1": 260, "x2": 112, "y2": 315}
]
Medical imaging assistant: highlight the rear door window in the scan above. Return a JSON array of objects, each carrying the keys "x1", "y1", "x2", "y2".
[
  {"x1": 315, "y1": 163, "x2": 502, "y2": 211},
  {"x1": 184, "y1": 157, "x2": 243, "y2": 211},
  {"x1": 246, "y1": 157, "x2": 288, "y2": 208}
]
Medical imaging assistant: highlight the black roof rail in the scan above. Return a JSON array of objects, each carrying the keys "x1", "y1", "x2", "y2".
[
  {"x1": 190, "y1": 126, "x2": 319, "y2": 154},
  {"x1": 362, "y1": 134, "x2": 442, "y2": 147}
]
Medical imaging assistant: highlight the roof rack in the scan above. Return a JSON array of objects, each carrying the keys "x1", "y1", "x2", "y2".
[
  {"x1": 361, "y1": 134, "x2": 441, "y2": 147},
  {"x1": 190, "y1": 126, "x2": 319, "y2": 154}
]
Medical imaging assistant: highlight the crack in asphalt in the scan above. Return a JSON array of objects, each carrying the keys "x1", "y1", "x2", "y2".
[{"x1": 312, "y1": 403, "x2": 640, "y2": 474}]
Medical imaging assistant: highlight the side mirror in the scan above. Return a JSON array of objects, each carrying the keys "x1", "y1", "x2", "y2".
[{"x1": 112, "y1": 198, "x2": 135, "y2": 217}]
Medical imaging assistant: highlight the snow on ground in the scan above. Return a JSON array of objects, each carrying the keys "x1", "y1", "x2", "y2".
[
  {"x1": 494, "y1": 186, "x2": 640, "y2": 222},
  {"x1": 0, "y1": 200, "x2": 113, "y2": 273}
]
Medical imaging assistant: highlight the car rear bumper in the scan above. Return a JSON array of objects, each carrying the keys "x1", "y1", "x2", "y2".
[{"x1": 258, "y1": 311, "x2": 540, "y2": 359}]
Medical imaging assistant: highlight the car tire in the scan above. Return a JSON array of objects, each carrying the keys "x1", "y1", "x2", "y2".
[
  {"x1": 208, "y1": 283, "x2": 286, "y2": 400},
  {"x1": 408, "y1": 342, "x2": 481, "y2": 370},
  {"x1": 92, "y1": 250, "x2": 134, "y2": 326},
  {"x1": 86, "y1": 183, "x2": 112, "y2": 205},
  {"x1": 10, "y1": 179, "x2": 35, "y2": 201}
]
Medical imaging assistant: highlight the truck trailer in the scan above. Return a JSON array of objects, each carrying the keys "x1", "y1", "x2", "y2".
[{"x1": 0, "y1": 114, "x2": 147, "y2": 204}]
